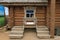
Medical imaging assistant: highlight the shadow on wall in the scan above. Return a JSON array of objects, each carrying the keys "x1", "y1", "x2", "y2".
[{"x1": 55, "y1": 27, "x2": 60, "y2": 36}]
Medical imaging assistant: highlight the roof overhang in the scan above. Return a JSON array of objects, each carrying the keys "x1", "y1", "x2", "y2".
[
  {"x1": 0, "y1": 0, "x2": 48, "y2": 6},
  {"x1": 0, "y1": 2, "x2": 48, "y2": 6}
]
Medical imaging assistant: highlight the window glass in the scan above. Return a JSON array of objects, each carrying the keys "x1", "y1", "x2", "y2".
[
  {"x1": 26, "y1": 14, "x2": 29, "y2": 17},
  {"x1": 26, "y1": 10, "x2": 34, "y2": 17},
  {"x1": 26, "y1": 10, "x2": 33, "y2": 14}
]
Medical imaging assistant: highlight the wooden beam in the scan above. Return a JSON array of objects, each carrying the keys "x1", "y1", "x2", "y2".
[
  {"x1": 0, "y1": 3, "x2": 48, "y2": 6},
  {"x1": 46, "y1": 6, "x2": 49, "y2": 27},
  {"x1": 8, "y1": 7, "x2": 14, "y2": 28},
  {"x1": 50, "y1": 0, "x2": 56, "y2": 38}
]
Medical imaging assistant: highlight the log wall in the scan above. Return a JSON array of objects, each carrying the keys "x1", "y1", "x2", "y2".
[
  {"x1": 8, "y1": 7, "x2": 14, "y2": 28},
  {"x1": 8, "y1": 1, "x2": 60, "y2": 27},
  {"x1": 14, "y1": 7, "x2": 24, "y2": 26},
  {"x1": 13, "y1": 6, "x2": 46, "y2": 26},
  {"x1": 36, "y1": 7, "x2": 46, "y2": 26},
  {"x1": 55, "y1": 0, "x2": 60, "y2": 27}
]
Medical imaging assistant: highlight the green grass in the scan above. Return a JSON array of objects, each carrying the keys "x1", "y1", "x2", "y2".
[{"x1": 0, "y1": 16, "x2": 5, "y2": 27}]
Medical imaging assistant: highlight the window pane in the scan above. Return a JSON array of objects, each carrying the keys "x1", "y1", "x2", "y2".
[
  {"x1": 26, "y1": 10, "x2": 33, "y2": 14},
  {"x1": 26, "y1": 14, "x2": 29, "y2": 17},
  {"x1": 30, "y1": 14, "x2": 33, "y2": 17},
  {"x1": 26, "y1": 9, "x2": 34, "y2": 17}
]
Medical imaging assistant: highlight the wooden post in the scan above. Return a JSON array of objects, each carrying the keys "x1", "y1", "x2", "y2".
[
  {"x1": 8, "y1": 7, "x2": 14, "y2": 28},
  {"x1": 46, "y1": 6, "x2": 49, "y2": 27},
  {"x1": 50, "y1": 0, "x2": 56, "y2": 38}
]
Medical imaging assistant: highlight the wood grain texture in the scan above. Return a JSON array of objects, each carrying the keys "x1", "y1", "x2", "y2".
[
  {"x1": 8, "y1": 7, "x2": 14, "y2": 28},
  {"x1": 50, "y1": 0, "x2": 56, "y2": 38},
  {"x1": 55, "y1": 1, "x2": 60, "y2": 26},
  {"x1": 14, "y1": 7, "x2": 24, "y2": 26},
  {"x1": 36, "y1": 7, "x2": 46, "y2": 26}
]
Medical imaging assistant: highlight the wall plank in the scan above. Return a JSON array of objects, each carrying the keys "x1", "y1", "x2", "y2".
[
  {"x1": 36, "y1": 7, "x2": 46, "y2": 26},
  {"x1": 14, "y1": 7, "x2": 24, "y2": 26}
]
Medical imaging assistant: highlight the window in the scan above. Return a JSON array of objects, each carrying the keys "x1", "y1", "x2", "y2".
[
  {"x1": 25, "y1": 7, "x2": 36, "y2": 18},
  {"x1": 26, "y1": 10, "x2": 34, "y2": 17}
]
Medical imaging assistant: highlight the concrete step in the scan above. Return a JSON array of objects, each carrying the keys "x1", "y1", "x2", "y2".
[
  {"x1": 36, "y1": 26, "x2": 50, "y2": 39},
  {"x1": 10, "y1": 33, "x2": 23, "y2": 35},
  {"x1": 12, "y1": 27, "x2": 24, "y2": 29},
  {"x1": 37, "y1": 31, "x2": 49, "y2": 34},
  {"x1": 10, "y1": 39, "x2": 20, "y2": 40},
  {"x1": 9, "y1": 33, "x2": 23, "y2": 35},
  {"x1": 10, "y1": 31, "x2": 24, "y2": 34},
  {"x1": 12, "y1": 28, "x2": 24, "y2": 31},
  {"x1": 12, "y1": 29, "x2": 24, "y2": 31},
  {"x1": 9, "y1": 26, "x2": 24, "y2": 39},
  {"x1": 37, "y1": 26, "x2": 48, "y2": 28},
  {"x1": 13, "y1": 27, "x2": 23, "y2": 28},
  {"x1": 10, "y1": 31, "x2": 24, "y2": 33},
  {"x1": 37, "y1": 34, "x2": 50, "y2": 39},
  {"x1": 9, "y1": 34, "x2": 23, "y2": 39},
  {"x1": 14, "y1": 26, "x2": 24, "y2": 28},
  {"x1": 36, "y1": 28, "x2": 48, "y2": 31}
]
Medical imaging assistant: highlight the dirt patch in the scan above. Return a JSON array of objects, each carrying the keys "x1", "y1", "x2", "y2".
[
  {"x1": 0, "y1": 29, "x2": 60, "y2": 40},
  {"x1": 0, "y1": 32, "x2": 9, "y2": 40}
]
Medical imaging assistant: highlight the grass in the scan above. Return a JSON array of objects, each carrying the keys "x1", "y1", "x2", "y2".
[{"x1": 0, "y1": 16, "x2": 5, "y2": 27}]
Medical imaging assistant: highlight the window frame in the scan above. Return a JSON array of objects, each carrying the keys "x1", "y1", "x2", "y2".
[{"x1": 24, "y1": 7, "x2": 36, "y2": 18}]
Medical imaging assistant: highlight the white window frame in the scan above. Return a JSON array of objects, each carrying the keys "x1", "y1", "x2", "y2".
[{"x1": 24, "y1": 7, "x2": 36, "y2": 18}]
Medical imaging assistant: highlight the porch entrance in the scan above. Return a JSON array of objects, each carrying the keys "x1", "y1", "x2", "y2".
[
  {"x1": 24, "y1": 7, "x2": 36, "y2": 28},
  {"x1": 9, "y1": 6, "x2": 50, "y2": 39}
]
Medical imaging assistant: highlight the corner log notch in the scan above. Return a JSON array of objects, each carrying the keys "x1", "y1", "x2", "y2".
[
  {"x1": 8, "y1": 6, "x2": 14, "y2": 28},
  {"x1": 50, "y1": 0, "x2": 56, "y2": 38}
]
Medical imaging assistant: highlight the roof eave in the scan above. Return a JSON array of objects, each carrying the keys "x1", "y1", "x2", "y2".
[{"x1": 0, "y1": 2, "x2": 48, "y2": 6}]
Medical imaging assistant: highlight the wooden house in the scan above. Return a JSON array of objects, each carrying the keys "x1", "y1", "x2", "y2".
[{"x1": 0, "y1": 0, "x2": 60, "y2": 39}]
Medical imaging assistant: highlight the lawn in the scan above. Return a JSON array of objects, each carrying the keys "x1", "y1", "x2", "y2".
[{"x1": 0, "y1": 16, "x2": 5, "y2": 27}]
